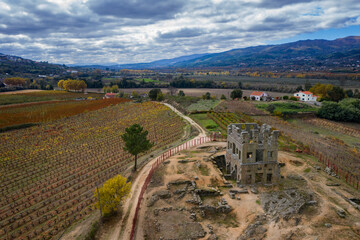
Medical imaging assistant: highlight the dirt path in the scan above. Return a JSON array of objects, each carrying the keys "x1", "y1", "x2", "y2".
[{"x1": 107, "y1": 102, "x2": 207, "y2": 240}]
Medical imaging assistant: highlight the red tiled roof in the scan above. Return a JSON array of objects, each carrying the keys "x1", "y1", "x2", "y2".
[
  {"x1": 300, "y1": 91, "x2": 313, "y2": 95},
  {"x1": 250, "y1": 91, "x2": 265, "y2": 96}
]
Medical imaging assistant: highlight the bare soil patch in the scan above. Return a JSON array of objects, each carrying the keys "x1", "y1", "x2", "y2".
[{"x1": 137, "y1": 142, "x2": 360, "y2": 240}]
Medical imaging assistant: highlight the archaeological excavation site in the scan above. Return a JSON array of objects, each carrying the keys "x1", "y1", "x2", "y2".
[{"x1": 136, "y1": 123, "x2": 360, "y2": 240}]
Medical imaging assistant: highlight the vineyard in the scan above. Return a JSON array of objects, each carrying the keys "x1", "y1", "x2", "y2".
[
  {"x1": 0, "y1": 101, "x2": 186, "y2": 240},
  {"x1": 303, "y1": 118, "x2": 360, "y2": 139},
  {"x1": 0, "y1": 90, "x2": 103, "y2": 106},
  {"x1": 206, "y1": 112, "x2": 246, "y2": 134},
  {"x1": 0, "y1": 98, "x2": 130, "y2": 128}
]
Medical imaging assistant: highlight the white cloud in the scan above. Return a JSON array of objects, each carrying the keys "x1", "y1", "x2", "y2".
[{"x1": 0, "y1": 0, "x2": 359, "y2": 64}]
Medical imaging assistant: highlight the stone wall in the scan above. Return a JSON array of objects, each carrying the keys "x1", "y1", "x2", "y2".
[{"x1": 225, "y1": 123, "x2": 280, "y2": 185}]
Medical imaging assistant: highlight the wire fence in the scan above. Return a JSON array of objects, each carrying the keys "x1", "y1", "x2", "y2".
[
  {"x1": 306, "y1": 148, "x2": 360, "y2": 190},
  {"x1": 129, "y1": 133, "x2": 224, "y2": 240}
]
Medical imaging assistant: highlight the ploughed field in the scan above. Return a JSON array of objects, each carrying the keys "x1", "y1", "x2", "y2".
[
  {"x1": 0, "y1": 98, "x2": 130, "y2": 128},
  {"x1": 0, "y1": 101, "x2": 185, "y2": 240}
]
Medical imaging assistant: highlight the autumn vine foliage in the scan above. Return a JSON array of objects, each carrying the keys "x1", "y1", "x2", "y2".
[
  {"x1": 94, "y1": 175, "x2": 131, "y2": 216},
  {"x1": 0, "y1": 101, "x2": 185, "y2": 240}
]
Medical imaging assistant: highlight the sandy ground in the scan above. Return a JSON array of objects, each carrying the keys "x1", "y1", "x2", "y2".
[
  {"x1": 0, "y1": 89, "x2": 44, "y2": 94},
  {"x1": 136, "y1": 145, "x2": 360, "y2": 240}
]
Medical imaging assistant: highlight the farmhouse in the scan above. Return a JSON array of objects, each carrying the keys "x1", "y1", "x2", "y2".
[
  {"x1": 225, "y1": 123, "x2": 280, "y2": 185},
  {"x1": 293, "y1": 91, "x2": 318, "y2": 102},
  {"x1": 250, "y1": 91, "x2": 269, "y2": 101},
  {"x1": 104, "y1": 93, "x2": 116, "y2": 99}
]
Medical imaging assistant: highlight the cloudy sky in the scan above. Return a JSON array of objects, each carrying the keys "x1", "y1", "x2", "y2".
[{"x1": 0, "y1": 0, "x2": 360, "y2": 65}]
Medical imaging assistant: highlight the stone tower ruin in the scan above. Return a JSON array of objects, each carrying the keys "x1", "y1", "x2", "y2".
[{"x1": 225, "y1": 123, "x2": 280, "y2": 185}]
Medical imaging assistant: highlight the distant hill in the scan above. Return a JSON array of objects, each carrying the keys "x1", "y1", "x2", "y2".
[
  {"x1": 78, "y1": 53, "x2": 210, "y2": 70},
  {"x1": 0, "y1": 53, "x2": 68, "y2": 77},
  {"x1": 173, "y1": 36, "x2": 360, "y2": 69},
  {"x1": 79, "y1": 36, "x2": 360, "y2": 71}
]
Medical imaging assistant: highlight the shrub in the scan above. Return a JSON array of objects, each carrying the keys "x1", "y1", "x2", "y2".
[
  {"x1": 266, "y1": 104, "x2": 276, "y2": 113},
  {"x1": 317, "y1": 98, "x2": 360, "y2": 122},
  {"x1": 230, "y1": 89, "x2": 243, "y2": 100},
  {"x1": 156, "y1": 92, "x2": 164, "y2": 101},
  {"x1": 289, "y1": 96, "x2": 298, "y2": 101},
  {"x1": 94, "y1": 175, "x2": 131, "y2": 216},
  {"x1": 149, "y1": 89, "x2": 161, "y2": 101},
  {"x1": 283, "y1": 96, "x2": 289, "y2": 100},
  {"x1": 206, "y1": 124, "x2": 217, "y2": 129},
  {"x1": 178, "y1": 90, "x2": 185, "y2": 97}
]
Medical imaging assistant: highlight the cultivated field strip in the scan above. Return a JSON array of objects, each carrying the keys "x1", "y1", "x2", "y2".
[
  {"x1": 303, "y1": 118, "x2": 360, "y2": 138},
  {"x1": 0, "y1": 101, "x2": 185, "y2": 240},
  {"x1": 255, "y1": 115, "x2": 360, "y2": 181}
]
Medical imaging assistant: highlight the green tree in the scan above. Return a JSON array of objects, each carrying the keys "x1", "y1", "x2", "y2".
[
  {"x1": 354, "y1": 89, "x2": 360, "y2": 99},
  {"x1": 156, "y1": 92, "x2": 164, "y2": 101},
  {"x1": 94, "y1": 174, "x2": 131, "y2": 216},
  {"x1": 266, "y1": 104, "x2": 276, "y2": 113},
  {"x1": 111, "y1": 85, "x2": 119, "y2": 93},
  {"x1": 178, "y1": 90, "x2": 185, "y2": 97},
  {"x1": 304, "y1": 79, "x2": 312, "y2": 91},
  {"x1": 295, "y1": 85, "x2": 303, "y2": 92},
  {"x1": 202, "y1": 92, "x2": 211, "y2": 100},
  {"x1": 238, "y1": 81, "x2": 242, "y2": 89},
  {"x1": 283, "y1": 96, "x2": 289, "y2": 100},
  {"x1": 230, "y1": 89, "x2": 243, "y2": 100},
  {"x1": 220, "y1": 94, "x2": 227, "y2": 100},
  {"x1": 103, "y1": 86, "x2": 111, "y2": 93},
  {"x1": 346, "y1": 89, "x2": 354, "y2": 98},
  {"x1": 327, "y1": 86, "x2": 345, "y2": 102},
  {"x1": 131, "y1": 91, "x2": 139, "y2": 98},
  {"x1": 121, "y1": 124, "x2": 153, "y2": 171},
  {"x1": 149, "y1": 88, "x2": 161, "y2": 100}
]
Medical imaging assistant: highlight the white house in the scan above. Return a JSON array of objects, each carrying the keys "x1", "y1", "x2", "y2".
[
  {"x1": 250, "y1": 91, "x2": 269, "y2": 101},
  {"x1": 293, "y1": 91, "x2": 318, "y2": 102},
  {"x1": 104, "y1": 93, "x2": 116, "y2": 99}
]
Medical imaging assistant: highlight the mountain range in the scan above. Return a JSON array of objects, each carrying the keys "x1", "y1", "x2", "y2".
[
  {"x1": 0, "y1": 53, "x2": 67, "y2": 77},
  {"x1": 1, "y1": 36, "x2": 360, "y2": 73},
  {"x1": 81, "y1": 36, "x2": 360, "y2": 71}
]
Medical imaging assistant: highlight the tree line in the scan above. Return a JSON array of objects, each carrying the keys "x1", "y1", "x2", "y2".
[{"x1": 58, "y1": 79, "x2": 87, "y2": 92}]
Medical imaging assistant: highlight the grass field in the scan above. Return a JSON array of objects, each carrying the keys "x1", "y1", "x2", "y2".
[
  {"x1": 136, "y1": 78, "x2": 162, "y2": 83},
  {"x1": 0, "y1": 90, "x2": 103, "y2": 105},
  {"x1": 290, "y1": 118, "x2": 360, "y2": 151},
  {"x1": 0, "y1": 101, "x2": 186, "y2": 240},
  {"x1": 0, "y1": 98, "x2": 130, "y2": 128},
  {"x1": 190, "y1": 113, "x2": 222, "y2": 133},
  {"x1": 255, "y1": 102, "x2": 318, "y2": 114},
  {"x1": 186, "y1": 99, "x2": 220, "y2": 112}
]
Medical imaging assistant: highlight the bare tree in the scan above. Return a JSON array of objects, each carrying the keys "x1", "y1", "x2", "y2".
[{"x1": 168, "y1": 86, "x2": 178, "y2": 96}]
